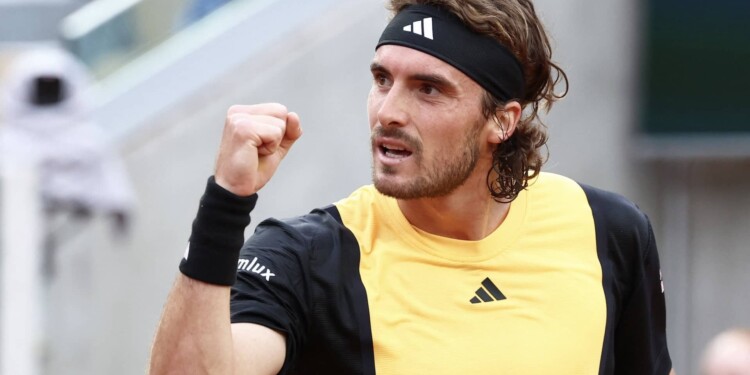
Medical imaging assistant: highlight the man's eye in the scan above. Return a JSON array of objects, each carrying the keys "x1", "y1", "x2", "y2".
[
  {"x1": 420, "y1": 84, "x2": 439, "y2": 95},
  {"x1": 374, "y1": 74, "x2": 389, "y2": 86}
]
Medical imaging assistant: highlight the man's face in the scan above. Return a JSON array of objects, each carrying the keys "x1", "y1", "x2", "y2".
[{"x1": 368, "y1": 45, "x2": 491, "y2": 199}]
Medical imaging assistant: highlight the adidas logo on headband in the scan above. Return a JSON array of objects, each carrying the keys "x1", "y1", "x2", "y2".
[{"x1": 402, "y1": 17, "x2": 433, "y2": 40}]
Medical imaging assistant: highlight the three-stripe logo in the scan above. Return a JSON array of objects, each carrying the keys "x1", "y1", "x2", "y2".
[
  {"x1": 470, "y1": 277, "x2": 506, "y2": 304},
  {"x1": 403, "y1": 17, "x2": 433, "y2": 40}
]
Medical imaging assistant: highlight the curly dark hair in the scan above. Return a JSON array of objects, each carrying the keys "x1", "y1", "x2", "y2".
[{"x1": 388, "y1": 0, "x2": 569, "y2": 202}]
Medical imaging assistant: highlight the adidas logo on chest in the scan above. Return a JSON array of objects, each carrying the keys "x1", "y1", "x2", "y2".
[{"x1": 470, "y1": 277, "x2": 506, "y2": 304}]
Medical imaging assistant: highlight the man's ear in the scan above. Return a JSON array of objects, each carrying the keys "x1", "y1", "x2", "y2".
[{"x1": 487, "y1": 101, "x2": 522, "y2": 144}]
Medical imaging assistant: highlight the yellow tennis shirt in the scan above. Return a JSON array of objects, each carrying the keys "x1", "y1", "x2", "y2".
[{"x1": 230, "y1": 172, "x2": 671, "y2": 374}]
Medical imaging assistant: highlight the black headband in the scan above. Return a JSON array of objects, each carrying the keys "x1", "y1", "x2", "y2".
[{"x1": 376, "y1": 4, "x2": 525, "y2": 102}]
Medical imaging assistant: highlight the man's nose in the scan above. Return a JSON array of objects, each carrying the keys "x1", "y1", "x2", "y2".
[{"x1": 376, "y1": 85, "x2": 410, "y2": 128}]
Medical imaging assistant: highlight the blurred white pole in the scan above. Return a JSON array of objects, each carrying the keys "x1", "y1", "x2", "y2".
[{"x1": 1, "y1": 159, "x2": 43, "y2": 375}]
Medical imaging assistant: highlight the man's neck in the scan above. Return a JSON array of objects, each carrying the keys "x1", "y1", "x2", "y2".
[{"x1": 396, "y1": 175, "x2": 511, "y2": 241}]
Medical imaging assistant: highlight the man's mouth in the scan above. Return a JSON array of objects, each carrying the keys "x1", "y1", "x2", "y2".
[
  {"x1": 380, "y1": 144, "x2": 412, "y2": 159},
  {"x1": 371, "y1": 126, "x2": 420, "y2": 164}
]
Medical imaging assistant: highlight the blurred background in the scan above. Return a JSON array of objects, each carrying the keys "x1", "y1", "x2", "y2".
[{"x1": 0, "y1": 0, "x2": 748, "y2": 374}]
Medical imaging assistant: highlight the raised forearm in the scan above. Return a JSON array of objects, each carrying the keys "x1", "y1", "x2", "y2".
[
  {"x1": 149, "y1": 274, "x2": 234, "y2": 375},
  {"x1": 150, "y1": 103, "x2": 301, "y2": 374}
]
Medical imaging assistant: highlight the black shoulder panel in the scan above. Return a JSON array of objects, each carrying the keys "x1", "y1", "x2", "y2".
[
  {"x1": 231, "y1": 205, "x2": 376, "y2": 374},
  {"x1": 580, "y1": 184, "x2": 672, "y2": 375}
]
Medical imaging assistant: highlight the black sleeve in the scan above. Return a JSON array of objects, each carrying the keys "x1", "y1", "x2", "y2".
[
  {"x1": 613, "y1": 219, "x2": 672, "y2": 375},
  {"x1": 582, "y1": 184, "x2": 672, "y2": 375},
  {"x1": 229, "y1": 217, "x2": 314, "y2": 375}
]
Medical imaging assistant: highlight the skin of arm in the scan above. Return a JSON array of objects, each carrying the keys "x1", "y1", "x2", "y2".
[
  {"x1": 148, "y1": 103, "x2": 302, "y2": 374},
  {"x1": 148, "y1": 275, "x2": 286, "y2": 375}
]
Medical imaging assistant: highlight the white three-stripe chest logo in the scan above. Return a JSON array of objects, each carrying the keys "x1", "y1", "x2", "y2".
[{"x1": 403, "y1": 17, "x2": 433, "y2": 40}]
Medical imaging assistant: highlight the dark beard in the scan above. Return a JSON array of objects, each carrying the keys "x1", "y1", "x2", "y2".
[{"x1": 371, "y1": 121, "x2": 482, "y2": 199}]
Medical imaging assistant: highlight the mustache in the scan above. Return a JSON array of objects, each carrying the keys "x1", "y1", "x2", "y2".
[{"x1": 370, "y1": 126, "x2": 422, "y2": 153}]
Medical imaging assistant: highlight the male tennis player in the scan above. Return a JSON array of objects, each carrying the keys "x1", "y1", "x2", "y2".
[{"x1": 150, "y1": 1, "x2": 674, "y2": 373}]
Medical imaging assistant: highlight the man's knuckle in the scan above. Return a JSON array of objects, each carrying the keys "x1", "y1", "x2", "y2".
[
  {"x1": 269, "y1": 103, "x2": 288, "y2": 114},
  {"x1": 227, "y1": 113, "x2": 250, "y2": 127},
  {"x1": 227, "y1": 105, "x2": 245, "y2": 116}
]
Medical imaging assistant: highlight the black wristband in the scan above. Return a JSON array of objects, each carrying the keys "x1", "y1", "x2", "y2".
[{"x1": 179, "y1": 176, "x2": 258, "y2": 286}]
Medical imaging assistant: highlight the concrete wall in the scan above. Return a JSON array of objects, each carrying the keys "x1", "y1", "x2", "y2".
[
  {"x1": 30, "y1": 0, "x2": 750, "y2": 374},
  {"x1": 656, "y1": 161, "x2": 750, "y2": 374}
]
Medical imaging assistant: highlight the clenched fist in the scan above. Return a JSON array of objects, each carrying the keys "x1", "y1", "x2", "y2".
[{"x1": 214, "y1": 103, "x2": 302, "y2": 196}]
